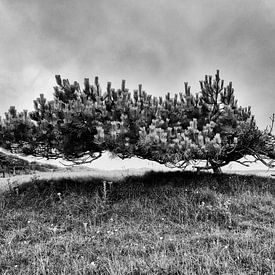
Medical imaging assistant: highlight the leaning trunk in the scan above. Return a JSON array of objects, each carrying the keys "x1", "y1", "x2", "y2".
[{"x1": 210, "y1": 161, "x2": 222, "y2": 174}]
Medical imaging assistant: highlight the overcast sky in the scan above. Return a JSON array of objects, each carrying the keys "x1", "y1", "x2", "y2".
[{"x1": 0, "y1": 0, "x2": 275, "y2": 131}]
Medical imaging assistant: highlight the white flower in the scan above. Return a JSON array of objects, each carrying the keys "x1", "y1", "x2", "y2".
[
  {"x1": 90, "y1": 262, "x2": 96, "y2": 269},
  {"x1": 210, "y1": 121, "x2": 216, "y2": 128}
]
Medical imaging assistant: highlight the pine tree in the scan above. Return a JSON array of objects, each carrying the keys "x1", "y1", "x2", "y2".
[{"x1": 2, "y1": 70, "x2": 274, "y2": 172}]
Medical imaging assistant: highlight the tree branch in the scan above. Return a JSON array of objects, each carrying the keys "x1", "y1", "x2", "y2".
[{"x1": 269, "y1": 113, "x2": 275, "y2": 134}]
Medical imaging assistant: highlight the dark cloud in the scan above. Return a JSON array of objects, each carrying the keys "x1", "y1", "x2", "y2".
[{"x1": 0, "y1": 0, "x2": 274, "y2": 130}]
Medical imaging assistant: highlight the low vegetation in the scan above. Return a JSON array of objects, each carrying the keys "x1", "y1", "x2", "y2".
[
  {"x1": 0, "y1": 171, "x2": 274, "y2": 274},
  {"x1": 0, "y1": 151, "x2": 58, "y2": 178}
]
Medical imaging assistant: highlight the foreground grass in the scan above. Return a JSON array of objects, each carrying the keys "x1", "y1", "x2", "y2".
[{"x1": 0, "y1": 171, "x2": 274, "y2": 274}]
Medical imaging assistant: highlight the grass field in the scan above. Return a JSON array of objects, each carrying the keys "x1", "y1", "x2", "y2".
[{"x1": 0, "y1": 171, "x2": 274, "y2": 274}]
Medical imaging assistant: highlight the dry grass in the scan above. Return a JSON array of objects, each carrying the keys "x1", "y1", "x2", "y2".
[{"x1": 0, "y1": 171, "x2": 274, "y2": 274}]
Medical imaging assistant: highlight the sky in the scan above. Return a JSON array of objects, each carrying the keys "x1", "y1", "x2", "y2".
[{"x1": 0, "y1": 0, "x2": 275, "y2": 133}]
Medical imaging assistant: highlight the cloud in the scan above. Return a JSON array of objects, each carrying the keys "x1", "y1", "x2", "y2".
[{"x1": 0, "y1": 0, "x2": 274, "y2": 129}]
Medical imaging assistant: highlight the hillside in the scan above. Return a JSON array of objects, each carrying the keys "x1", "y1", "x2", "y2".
[
  {"x1": 0, "y1": 150, "x2": 59, "y2": 177},
  {"x1": 0, "y1": 171, "x2": 274, "y2": 274}
]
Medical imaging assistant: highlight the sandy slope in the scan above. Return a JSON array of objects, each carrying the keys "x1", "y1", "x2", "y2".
[
  {"x1": 0, "y1": 147, "x2": 274, "y2": 195},
  {"x1": 1, "y1": 167, "x2": 274, "y2": 196}
]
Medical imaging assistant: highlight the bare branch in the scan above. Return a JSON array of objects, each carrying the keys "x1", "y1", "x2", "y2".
[
  {"x1": 59, "y1": 151, "x2": 103, "y2": 166},
  {"x1": 269, "y1": 113, "x2": 275, "y2": 134},
  {"x1": 233, "y1": 160, "x2": 250, "y2": 167}
]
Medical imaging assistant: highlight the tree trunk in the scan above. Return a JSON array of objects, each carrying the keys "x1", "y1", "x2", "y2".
[{"x1": 210, "y1": 161, "x2": 222, "y2": 174}]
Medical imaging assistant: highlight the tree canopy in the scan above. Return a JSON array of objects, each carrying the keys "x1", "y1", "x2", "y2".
[{"x1": 1, "y1": 70, "x2": 274, "y2": 172}]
